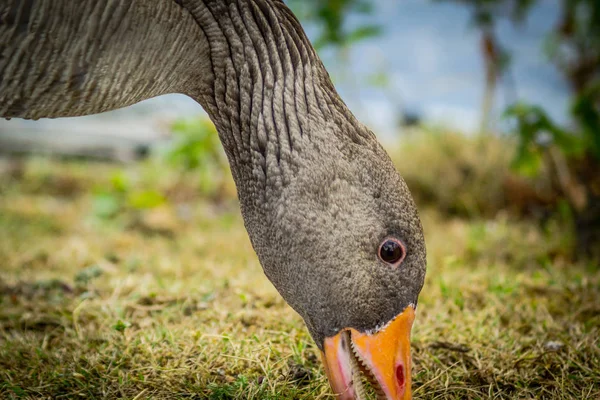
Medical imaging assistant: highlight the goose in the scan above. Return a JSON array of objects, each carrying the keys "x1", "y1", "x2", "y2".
[{"x1": 0, "y1": 1, "x2": 426, "y2": 399}]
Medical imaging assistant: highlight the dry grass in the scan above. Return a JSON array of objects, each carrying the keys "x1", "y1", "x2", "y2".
[
  {"x1": 387, "y1": 129, "x2": 515, "y2": 217},
  {"x1": 387, "y1": 128, "x2": 558, "y2": 220},
  {"x1": 0, "y1": 156, "x2": 598, "y2": 399}
]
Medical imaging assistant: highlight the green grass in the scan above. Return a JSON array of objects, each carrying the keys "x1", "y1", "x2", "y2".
[{"x1": 0, "y1": 157, "x2": 598, "y2": 399}]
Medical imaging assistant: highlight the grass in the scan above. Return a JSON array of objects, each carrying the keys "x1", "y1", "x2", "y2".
[{"x1": 0, "y1": 155, "x2": 598, "y2": 399}]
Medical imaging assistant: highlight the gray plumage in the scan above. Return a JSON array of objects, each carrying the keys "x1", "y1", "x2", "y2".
[{"x1": 0, "y1": 0, "x2": 426, "y2": 348}]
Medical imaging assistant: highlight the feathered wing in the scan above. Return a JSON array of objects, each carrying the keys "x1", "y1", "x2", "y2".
[{"x1": 0, "y1": 0, "x2": 211, "y2": 120}]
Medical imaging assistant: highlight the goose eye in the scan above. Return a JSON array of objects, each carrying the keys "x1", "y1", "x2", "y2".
[{"x1": 378, "y1": 238, "x2": 406, "y2": 265}]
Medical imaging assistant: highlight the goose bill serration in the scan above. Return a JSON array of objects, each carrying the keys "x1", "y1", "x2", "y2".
[{"x1": 0, "y1": 0, "x2": 427, "y2": 398}]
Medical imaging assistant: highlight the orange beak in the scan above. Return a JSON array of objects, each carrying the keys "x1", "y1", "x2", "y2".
[{"x1": 321, "y1": 306, "x2": 415, "y2": 399}]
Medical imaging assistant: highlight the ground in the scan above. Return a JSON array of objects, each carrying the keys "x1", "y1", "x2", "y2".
[{"x1": 0, "y1": 156, "x2": 598, "y2": 399}]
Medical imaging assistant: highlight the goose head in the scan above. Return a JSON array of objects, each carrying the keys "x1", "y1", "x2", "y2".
[{"x1": 241, "y1": 135, "x2": 426, "y2": 399}]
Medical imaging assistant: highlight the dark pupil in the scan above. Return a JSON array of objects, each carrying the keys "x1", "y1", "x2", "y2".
[{"x1": 381, "y1": 240, "x2": 402, "y2": 263}]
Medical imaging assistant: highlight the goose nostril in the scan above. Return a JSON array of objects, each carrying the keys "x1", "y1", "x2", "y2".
[{"x1": 396, "y1": 364, "x2": 405, "y2": 389}]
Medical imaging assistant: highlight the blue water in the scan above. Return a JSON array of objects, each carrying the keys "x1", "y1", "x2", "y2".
[
  {"x1": 328, "y1": 0, "x2": 569, "y2": 136},
  {"x1": 1, "y1": 0, "x2": 568, "y2": 139}
]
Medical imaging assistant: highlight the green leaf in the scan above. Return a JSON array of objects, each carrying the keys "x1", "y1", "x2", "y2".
[
  {"x1": 110, "y1": 172, "x2": 129, "y2": 193},
  {"x1": 113, "y1": 320, "x2": 130, "y2": 333},
  {"x1": 572, "y1": 80, "x2": 600, "y2": 159},
  {"x1": 167, "y1": 117, "x2": 222, "y2": 172},
  {"x1": 511, "y1": 145, "x2": 543, "y2": 177},
  {"x1": 127, "y1": 190, "x2": 165, "y2": 210}
]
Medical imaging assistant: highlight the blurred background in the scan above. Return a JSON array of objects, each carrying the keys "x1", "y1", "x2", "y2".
[{"x1": 1, "y1": 1, "x2": 599, "y2": 398}]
